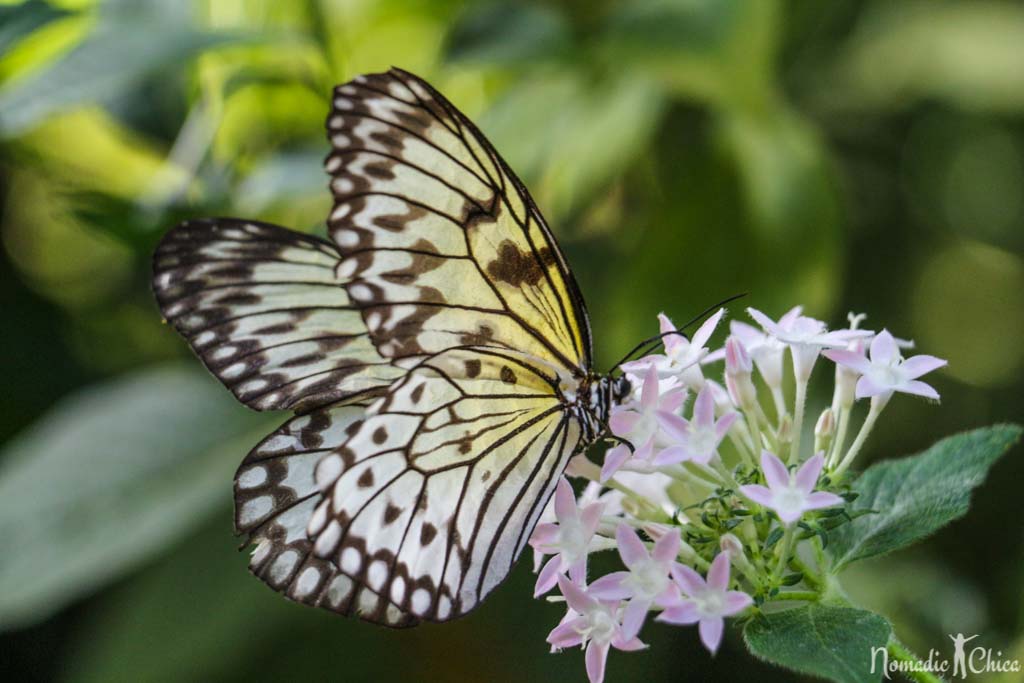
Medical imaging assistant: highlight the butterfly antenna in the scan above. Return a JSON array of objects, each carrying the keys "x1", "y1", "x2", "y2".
[{"x1": 607, "y1": 293, "x2": 747, "y2": 373}]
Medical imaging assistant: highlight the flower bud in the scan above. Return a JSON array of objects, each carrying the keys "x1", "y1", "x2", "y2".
[
  {"x1": 724, "y1": 337, "x2": 757, "y2": 408},
  {"x1": 719, "y1": 533, "x2": 744, "y2": 557},
  {"x1": 813, "y1": 408, "x2": 835, "y2": 454},
  {"x1": 704, "y1": 379, "x2": 735, "y2": 413}
]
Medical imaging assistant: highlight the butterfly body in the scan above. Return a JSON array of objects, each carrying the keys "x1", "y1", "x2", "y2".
[{"x1": 152, "y1": 68, "x2": 630, "y2": 627}]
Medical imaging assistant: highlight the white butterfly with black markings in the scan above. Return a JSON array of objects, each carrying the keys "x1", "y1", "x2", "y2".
[{"x1": 152, "y1": 68, "x2": 635, "y2": 627}]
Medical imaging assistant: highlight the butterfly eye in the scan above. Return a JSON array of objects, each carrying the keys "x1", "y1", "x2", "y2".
[{"x1": 614, "y1": 375, "x2": 632, "y2": 402}]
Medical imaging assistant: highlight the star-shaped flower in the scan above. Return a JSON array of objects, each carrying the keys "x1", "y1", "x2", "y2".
[
  {"x1": 602, "y1": 365, "x2": 686, "y2": 481},
  {"x1": 658, "y1": 553, "x2": 753, "y2": 654},
  {"x1": 823, "y1": 329, "x2": 947, "y2": 401},
  {"x1": 739, "y1": 451, "x2": 844, "y2": 525},
  {"x1": 530, "y1": 477, "x2": 603, "y2": 596},
  {"x1": 655, "y1": 385, "x2": 737, "y2": 465},
  {"x1": 747, "y1": 306, "x2": 872, "y2": 382},
  {"x1": 547, "y1": 576, "x2": 646, "y2": 683},
  {"x1": 621, "y1": 309, "x2": 724, "y2": 388},
  {"x1": 588, "y1": 525, "x2": 682, "y2": 640}
]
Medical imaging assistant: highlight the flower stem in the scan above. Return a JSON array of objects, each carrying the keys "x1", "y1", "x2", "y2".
[
  {"x1": 827, "y1": 404, "x2": 851, "y2": 469},
  {"x1": 771, "y1": 525, "x2": 796, "y2": 582},
  {"x1": 789, "y1": 554, "x2": 823, "y2": 591},
  {"x1": 833, "y1": 394, "x2": 889, "y2": 477},
  {"x1": 887, "y1": 639, "x2": 945, "y2": 683},
  {"x1": 789, "y1": 378, "x2": 808, "y2": 465}
]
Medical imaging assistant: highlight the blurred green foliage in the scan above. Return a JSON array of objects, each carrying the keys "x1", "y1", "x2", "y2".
[{"x1": 1, "y1": 0, "x2": 1022, "y2": 681}]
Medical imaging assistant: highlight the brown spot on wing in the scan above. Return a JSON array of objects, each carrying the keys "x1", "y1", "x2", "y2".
[{"x1": 486, "y1": 240, "x2": 546, "y2": 287}]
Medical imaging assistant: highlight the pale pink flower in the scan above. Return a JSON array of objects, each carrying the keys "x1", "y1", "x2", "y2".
[
  {"x1": 530, "y1": 478, "x2": 603, "y2": 596},
  {"x1": 602, "y1": 365, "x2": 686, "y2": 481},
  {"x1": 658, "y1": 553, "x2": 753, "y2": 654},
  {"x1": 823, "y1": 329, "x2": 946, "y2": 401},
  {"x1": 547, "y1": 576, "x2": 646, "y2": 683},
  {"x1": 729, "y1": 319, "x2": 787, "y2": 389},
  {"x1": 655, "y1": 385, "x2": 737, "y2": 465},
  {"x1": 621, "y1": 309, "x2": 725, "y2": 388},
  {"x1": 739, "y1": 451, "x2": 844, "y2": 525},
  {"x1": 588, "y1": 525, "x2": 682, "y2": 639},
  {"x1": 747, "y1": 306, "x2": 872, "y2": 382}
]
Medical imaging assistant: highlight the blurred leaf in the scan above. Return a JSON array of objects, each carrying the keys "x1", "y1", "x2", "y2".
[
  {"x1": 832, "y1": 1, "x2": 1024, "y2": 113},
  {"x1": 0, "y1": 0, "x2": 70, "y2": 57},
  {"x1": 0, "y1": 0, "x2": 255, "y2": 136},
  {"x1": 0, "y1": 365, "x2": 271, "y2": 629},
  {"x1": 829, "y1": 425, "x2": 1022, "y2": 572},
  {"x1": 445, "y1": 1, "x2": 571, "y2": 65},
  {"x1": 600, "y1": 0, "x2": 779, "y2": 106},
  {"x1": 63, "y1": 516, "x2": 302, "y2": 683},
  {"x1": 482, "y1": 71, "x2": 664, "y2": 224},
  {"x1": 744, "y1": 604, "x2": 892, "y2": 683}
]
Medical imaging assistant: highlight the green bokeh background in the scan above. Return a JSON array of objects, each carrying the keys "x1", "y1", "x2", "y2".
[{"x1": 1, "y1": 0, "x2": 1022, "y2": 680}]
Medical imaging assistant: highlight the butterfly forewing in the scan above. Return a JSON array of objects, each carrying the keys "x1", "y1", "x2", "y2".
[
  {"x1": 325, "y1": 68, "x2": 592, "y2": 374},
  {"x1": 308, "y1": 347, "x2": 582, "y2": 621},
  {"x1": 153, "y1": 218, "x2": 404, "y2": 411}
]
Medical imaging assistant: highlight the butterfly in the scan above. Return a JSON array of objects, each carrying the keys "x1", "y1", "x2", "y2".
[{"x1": 152, "y1": 68, "x2": 634, "y2": 627}]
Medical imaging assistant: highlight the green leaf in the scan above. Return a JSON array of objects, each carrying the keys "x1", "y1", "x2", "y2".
[
  {"x1": 829, "y1": 424, "x2": 1022, "y2": 572},
  {"x1": 0, "y1": 0, "x2": 254, "y2": 136},
  {"x1": 0, "y1": 365, "x2": 271, "y2": 630},
  {"x1": 0, "y1": 0, "x2": 70, "y2": 58},
  {"x1": 445, "y1": 1, "x2": 571, "y2": 65},
  {"x1": 744, "y1": 604, "x2": 892, "y2": 683}
]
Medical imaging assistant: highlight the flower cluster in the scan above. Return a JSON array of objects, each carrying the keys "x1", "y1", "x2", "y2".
[{"x1": 531, "y1": 306, "x2": 947, "y2": 682}]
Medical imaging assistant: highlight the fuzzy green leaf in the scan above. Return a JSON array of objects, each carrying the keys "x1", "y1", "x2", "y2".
[
  {"x1": 829, "y1": 424, "x2": 1022, "y2": 571},
  {"x1": 744, "y1": 604, "x2": 892, "y2": 683}
]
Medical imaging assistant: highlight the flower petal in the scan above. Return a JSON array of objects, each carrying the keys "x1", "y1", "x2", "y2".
[
  {"x1": 588, "y1": 572, "x2": 632, "y2": 600},
  {"x1": 699, "y1": 616, "x2": 725, "y2": 654},
  {"x1": 901, "y1": 354, "x2": 947, "y2": 380},
  {"x1": 706, "y1": 552, "x2": 731, "y2": 591},
  {"x1": 692, "y1": 308, "x2": 725, "y2": 349},
  {"x1": 580, "y1": 502, "x2": 604, "y2": 536},
  {"x1": 870, "y1": 329, "x2": 898, "y2": 365},
  {"x1": 899, "y1": 379, "x2": 941, "y2": 400},
  {"x1": 652, "y1": 529, "x2": 681, "y2": 564},
  {"x1": 652, "y1": 445, "x2": 691, "y2": 466},
  {"x1": 616, "y1": 523, "x2": 649, "y2": 568},
  {"x1": 739, "y1": 484, "x2": 774, "y2": 508},
  {"x1": 609, "y1": 410, "x2": 641, "y2": 436},
  {"x1": 722, "y1": 591, "x2": 754, "y2": 616},
  {"x1": 778, "y1": 305, "x2": 804, "y2": 327},
  {"x1": 529, "y1": 523, "x2": 559, "y2": 548},
  {"x1": 655, "y1": 410, "x2": 690, "y2": 442},
  {"x1": 586, "y1": 639, "x2": 611, "y2": 683},
  {"x1": 601, "y1": 444, "x2": 631, "y2": 482},
  {"x1": 760, "y1": 450, "x2": 789, "y2": 490},
  {"x1": 547, "y1": 616, "x2": 586, "y2": 648},
  {"x1": 855, "y1": 375, "x2": 893, "y2": 399},
  {"x1": 805, "y1": 491, "x2": 846, "y2": 510},
  {"x1": 715, "y1": 412, "x2": 739, "y2": 440},
  {"x1": 557, "y1": 574, "x2": 596, "y2": 613},
  {"x1": 641, "y1": 364, "x2": 659, "y2": 409},
  {"x1": 621, "y1": 598, "x2": 651, "y2": 641},
  {"x1": 659, "y1": 313, "x2": 683, "y2": 353},
  {"x1": 535, "y1": 556, "x2": 562, "y2": 597},
  {"x1": 657, "y1": 600, "x2": 700, "y2": 625},
  {"x1": 822, "y1": 349, "x2": 872, "y2": 375},
  {"x1": 794, "y1": 453, "x2": 825, "y2": 494},
  {"x1": 747, "y1": 307, "x2": 780, "y2": 336},
  {"x1": 670, "y1": 563, "x2": 705, "y2": 596},
  {"x1": 554, "y1": 477, "x2": 576, "y2": 521},
  {"x1": 693, "y1": 385, "x2": 715, "y2": 426}
]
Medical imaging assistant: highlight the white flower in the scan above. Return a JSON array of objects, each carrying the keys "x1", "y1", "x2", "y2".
[
  {"x1": 823, "y1": 329, "x2": 947, "y2": 401},
  {"x1": 739, "y1": 451, "x2": 844, "y2": 525}
]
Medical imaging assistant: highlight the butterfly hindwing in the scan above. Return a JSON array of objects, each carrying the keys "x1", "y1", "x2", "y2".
[
  {"x1": 325, "y1": 68, "x2": 592, "y2": 374},
  {"x1": 236, "y1": 402, "x2": 417, "y2": 627},
  {"x1": 307, "y1": 347, "x2": 582, "y2": 623},
  {"x1": 153, "y1": 218, "x2": 404, "y2": 411}
]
